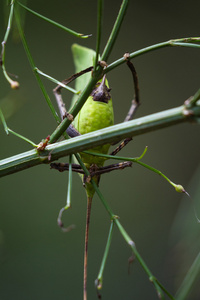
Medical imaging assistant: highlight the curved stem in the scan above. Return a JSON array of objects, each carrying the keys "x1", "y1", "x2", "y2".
[{"x1": 1, "y1": 0, "x2": 19, "y2": 88}]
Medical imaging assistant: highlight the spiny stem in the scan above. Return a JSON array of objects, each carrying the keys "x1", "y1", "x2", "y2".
[{"x1": 84, "y1": 196, "x2": 93, "y2": 300}]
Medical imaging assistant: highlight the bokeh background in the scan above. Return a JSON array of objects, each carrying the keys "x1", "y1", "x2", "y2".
[{"x1": 0, "y1": 0, "x2": 200, "y2": 299}]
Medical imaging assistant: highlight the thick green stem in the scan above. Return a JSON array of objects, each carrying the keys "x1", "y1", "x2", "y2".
[{"x1": 0, "y1": 102, "x2": 200, "y2": 178}]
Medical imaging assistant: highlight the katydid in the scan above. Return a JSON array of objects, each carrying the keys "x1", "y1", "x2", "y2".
[{"x1": 51, "y1": 44, "x2": 139, "y2": 300}]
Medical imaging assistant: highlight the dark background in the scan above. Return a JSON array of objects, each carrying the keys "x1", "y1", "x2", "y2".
[{"x1": 0, "y1": 0, "x2": 200, "y2": 299}]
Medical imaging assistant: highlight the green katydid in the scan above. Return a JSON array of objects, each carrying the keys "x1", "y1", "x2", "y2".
[{"x1": 51, "y1": 44, "x2": 139, "y2": 300}]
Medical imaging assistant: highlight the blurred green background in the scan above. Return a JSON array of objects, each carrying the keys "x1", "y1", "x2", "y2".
[{"x1": 0, "y1": 0, "x2": 200, "y2": 299}]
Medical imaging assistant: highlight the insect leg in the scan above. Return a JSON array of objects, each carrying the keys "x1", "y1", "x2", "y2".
[
  {"x1": 123, "y1": 52, "x2": 140, "y2": 121},
  {"x1": 50, "y1": 162, "x2": 84, "y2": 174},
  {"x1": 89, "y1": 161, "x2": 132, "y2": 177},
  {"x1": 109, "y1": 54, "x2": 140, "y2": 155},
  {"x1": 53, "y1": 66, "x2": 93, "y2": 138}
]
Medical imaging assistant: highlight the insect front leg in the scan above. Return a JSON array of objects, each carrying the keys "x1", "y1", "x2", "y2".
[
  {"x1": 123, "y1": 52, "x2": 140, "y2": 121},
  {"x1": 109, "y1": 53, "x2": 140, "y2": 156},
  {"x1": 50, "y1": 162, "x2": 84, "y2": 174},
  {"x1": 53, "y1": 66, "x2": 93, "y2": 138},
  {"x1": 88, "y1": 161, "x2": 132, "y2": 177}
]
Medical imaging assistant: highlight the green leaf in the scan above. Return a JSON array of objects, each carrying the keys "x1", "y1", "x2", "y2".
[{"x1": 70, "y1": 44, "x2": 96, "y2": 108}]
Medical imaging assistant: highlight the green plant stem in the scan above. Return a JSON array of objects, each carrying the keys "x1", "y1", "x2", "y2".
[
  {"x1": 5, "y1": 128, "x2": 37, "y2": 147},
  {"x1": 57, "y1": 155, "x2": 75, "y2": 231},
  {"x1": 75, "y1": 154, "x2": 173, "y2": 299},
  {"x1": 0, "y1": 102, "x2": 200, "y2": 178},
  {"x1": 0, "y1": 108, "x2": 37, "y2": 146},
  {"x1": 83, "y1": 149, "x2": 182, "y2": 191},
  {"x1": 105, "y1": 38, "x2": 200, "y2": 73},
  {"x1": 185, "y1": 88, "x2": 200, "y2": 107},
  {"x1": 94, "y1": 0, "x2": 103, "y2": 71},
  {"x1": 3, "y1": 1, "x2": 15, "y2": 43},
  {"x1": 16, "y1": 1, "x2": 91, "y2": 38},
  {"x1": 96, "y1": 221, "x2": 114, "y2": 290},
  {"x1": 0, "y1": 108, "x2": 9, "y2": 134},
  {"x1": 14, "y1": 7, "x2": 60, "y2": 122},
  {"x1": 175, "y1": 252, "x2": 200, "y2": 300},
  {"x1": 50, "y1": 89, "x2": 200, "y2": 144},
  {"x1": 153, "y1": 278, "x2": 176, "y2": 300},
  {"x1": 49, "y1": 74, "x2": 102, "y2": 143},
  {"x1": 49, "y1": 0, "x2": 130, "y2": 143},
  {"x1": 101, "y1": 0, "x2": 129, "y2": 62},
  {"x1": 67, "y1": 155, "x2": 73, "y2": 206},
  {"x1": 35, "y1": 68, "x2": 78, "y2": 94},
  {"x1": 1, "y1": 0, "x2": 18, "y2": 88}
]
